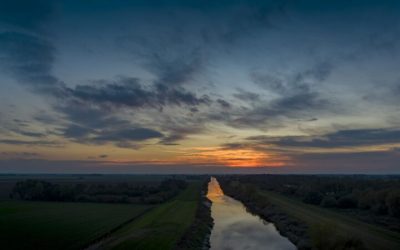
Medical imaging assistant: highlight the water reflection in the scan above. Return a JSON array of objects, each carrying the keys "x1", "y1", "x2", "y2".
[{"x1": 207, "y1": 177, "x2": 296, "y2": 250}]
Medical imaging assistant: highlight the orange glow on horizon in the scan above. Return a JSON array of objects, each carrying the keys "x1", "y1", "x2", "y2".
[
  {"x1": 179, "y1": 146, "x2": 288, "y2": 167},
  {"x1": 93, "y1": 146, "x2": 288, "y2": 168}
]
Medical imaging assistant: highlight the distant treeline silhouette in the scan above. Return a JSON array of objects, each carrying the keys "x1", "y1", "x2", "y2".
[
  {"x1": 227, "y1": 175, "x2": 400, "y2": 231},
  {"x1": 10, "y1": 178, "x2": 187, "y2": 204}
]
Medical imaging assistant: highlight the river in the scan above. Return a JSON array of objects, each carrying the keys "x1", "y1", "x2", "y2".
[{"x1": 207, "y1": 177, "x2": 296, "y2": 250}]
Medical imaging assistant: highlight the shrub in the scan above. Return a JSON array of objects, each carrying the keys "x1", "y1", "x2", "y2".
[
  {"x1": 337, "y1": 195, "x2": 357, "y2": 209},
  {"x1": 303, "y1": 191, "x2": 323, "y2": 205},
  {"x1": 320, "y1": 196, "x2": 337, "y2": 208},
  {"x1": 386, "y1": 191, "x2": 400, "y2": 218},
  {"x1": 312, "y1": 223, "x2": 366, "y2": 250}
]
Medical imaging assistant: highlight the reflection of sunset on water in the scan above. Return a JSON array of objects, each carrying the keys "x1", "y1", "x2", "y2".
[
  {"x1": 207, "y1": 177, "x2": 296, "y2": 250},
  {"x1": 207, "y1": 177, "x2": 224, "y2": 202}
]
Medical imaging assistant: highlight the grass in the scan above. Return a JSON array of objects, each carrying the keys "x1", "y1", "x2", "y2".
[
  {"x1": 95, "y1": 182, "x2": 201, "y2": 250},
  {"x1": 0, "y1": 201, "x2": 151, "y2": 250},
  {"x1": 258, "y1": 189, "x2": 400, "y2": 250}
]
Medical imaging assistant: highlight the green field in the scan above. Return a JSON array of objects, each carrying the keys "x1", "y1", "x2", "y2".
[
  {"x1": 0, "y1": 201, "x2": 151, "y2": 250},
  {"x1": 258, "y1": 189, "x2": 400, "y2": 250},
  {"x1": 93, "y1": 182, "x2": 201, "y2": 250}
]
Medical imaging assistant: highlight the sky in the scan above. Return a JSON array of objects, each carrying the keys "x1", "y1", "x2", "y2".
[{"x1": 0, "y1": 0, "x2": 400, "y2": 174}]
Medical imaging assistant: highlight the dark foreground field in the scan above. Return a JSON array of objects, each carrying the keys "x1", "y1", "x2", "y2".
[
  {"x1": 91, "y1": 182, "x2": 201, "y2": 250},
  {"x1": 0, "y1": 175, "x2": 212, "y2": 250},
  {"x1": 0, "y1": 201, "x2": 150, "y2": 250},
  {"x1": 3, "y1": 174, "x2": 399, "y2": 250}
]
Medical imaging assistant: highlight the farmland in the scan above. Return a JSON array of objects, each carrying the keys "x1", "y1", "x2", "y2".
[
  {"x1": 92, "y1": 182, "x2": 202, "y2": 250},
  {"x1": 0, "y1": 201, "x2": 150, "y2": 250},
  {"x1": 259, "y1": 189, "x2": 400, "y2": 250},
  {"x1": 0, "y1": 175, "x2": 210, "y2": 250}
]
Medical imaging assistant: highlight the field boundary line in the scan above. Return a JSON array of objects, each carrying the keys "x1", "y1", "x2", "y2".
[{"x1": 81, "y1": 206, "x2": 155, "y2": 250}]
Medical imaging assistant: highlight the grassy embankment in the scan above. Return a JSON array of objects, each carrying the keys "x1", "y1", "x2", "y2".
[
  {"x1": 0, "y1": 201, "x2": 151, "y2": 250},
  {"x1": 259, "y1": 189, "x2": 400, "y2": 250},
  {"x1": 93, "y1": 182, "x2": 202, "y2": 250}
]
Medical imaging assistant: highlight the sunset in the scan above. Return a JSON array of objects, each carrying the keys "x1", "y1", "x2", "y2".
[{"x1": 1, "y1": 1, "x2": 400, "y2": 249}]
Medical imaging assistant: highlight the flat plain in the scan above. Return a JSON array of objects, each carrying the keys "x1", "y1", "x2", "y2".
[
  {"x1": 259, "y1": 189, "x2": 400, "y2": 250},
  {"x1": 0, "y1": 201, "x2": 151, "y2": 250},
  {"x1": 94, "y1": 182, "x2": 201, "y2": 250}
]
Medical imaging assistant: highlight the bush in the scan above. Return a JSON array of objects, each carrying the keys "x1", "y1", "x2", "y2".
[
  {"x1": 337, "y1": 195, "x2": 357, "y2": 209},
  {"x1": 386, "y1": 191, "x2": 400, "y2": 218},
  {"x1": 312, "y1": 223, "x2": 366, "y2": 250},
  {"x1": 320, "y1": 196, "x2": 337, "y2": 208},
  {"x1": 303, "y1": 191, "x2": 323, "y2": 205}
]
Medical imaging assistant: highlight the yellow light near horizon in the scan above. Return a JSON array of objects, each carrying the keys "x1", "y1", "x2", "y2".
[{"x1": 180, "y1": 146, "x2": 287, "y2": 168}]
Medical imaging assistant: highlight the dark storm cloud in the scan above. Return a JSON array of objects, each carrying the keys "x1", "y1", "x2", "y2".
[{"x1": 246, "y1": 128, "x2": 400, "y2": 148}]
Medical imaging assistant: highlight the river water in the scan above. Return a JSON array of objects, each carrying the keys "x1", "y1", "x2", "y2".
[{"x1": 207, "y1": 177, "x2": 296, "y2": 250}]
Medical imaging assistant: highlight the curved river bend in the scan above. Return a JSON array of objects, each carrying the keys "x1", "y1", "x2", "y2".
[{"x1": 207, "y1": 177, "x2": 296, "y2": 250}]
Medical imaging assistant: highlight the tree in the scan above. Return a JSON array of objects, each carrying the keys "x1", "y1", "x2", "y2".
[{"x1": 386, "y1": 190, "x2": 400, "y2": 218}]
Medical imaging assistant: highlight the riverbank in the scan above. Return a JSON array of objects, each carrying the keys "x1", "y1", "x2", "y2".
[
  {"x1": 175, "y1": 180, "x2": 213, "y2": 250},
  {"x1": 219, "y1": 177, "x2": 400, "y2": 250},
  {"x1": 219, "y1": 178, "x2": 312, "y2": 250}
]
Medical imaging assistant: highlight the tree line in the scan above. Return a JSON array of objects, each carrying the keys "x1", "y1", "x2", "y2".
[
  {"x1": 10, "y1": 178, "x2": 187, "y2": 204},
  {"x1": 232, "y1": 175, "x2": 400, "y2": 214}
]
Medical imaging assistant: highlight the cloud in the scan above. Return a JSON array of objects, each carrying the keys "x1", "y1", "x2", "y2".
[
  {"x1": 0, "y1": 151, "x2": 41, "y2": 159},
  {"x1": 246, "y1": 128, "x2": 400, "y2": 148},
  {"x1": 66, "y1": 77, "x2": 210, "y2": 110},
  {"x1": 0, "y1": 32, "x2": 66, "y2": 96},
  {"x1": 12, "y1": 130, "x2": 45, "y2": 138},
  {"x1": 56, "y1": 104, "x2": 164, "y2": 147},
  {"x1": 158, "y1": 116, "x2": 205, "y2": 145},
  {"x1": 0, "y1": 139, "x2": 61, "y2": 147},
  {"x1": 94, "y1": 128, "x2": 163, "y2": 142},
  {"x1": 218, "y1": 63, "x2": 332, "y2": 129},
  {"x1": 63, "y1": 124, "x2": 92, "y2": 139},
  {"x1": 233, "y1": 88, "x2": 260, "y2": 102},
  {"x1": 217, "y1": 99, "x2": 231, "y2": 109}
]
